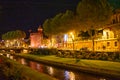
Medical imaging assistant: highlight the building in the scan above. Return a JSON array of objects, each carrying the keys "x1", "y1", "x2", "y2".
[
  {"x1": 30, "y1": 26, "x2": 43, "y2": 48},
  {"x1": 57, "y1": 9, "x2": 120, "y2": 51},
  {"x1": 94, "y1": 27, "x2": 119, "y2": 51}
]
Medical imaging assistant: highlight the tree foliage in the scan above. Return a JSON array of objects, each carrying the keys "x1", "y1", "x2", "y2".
[
  {"x1": 76, "y1": 0, "x2": 113, "y2": 30},
  {"x1": 108, "y1": 0, "x2": 120, "y2": 10},
  {"x1": 43, "y1": 0, "x2": 114, "y2": 51},
  {"x1": 43, "y1": 19, "x2": 52, "y2": 36},
  {"x1": 76, "y1": 0, "x2": 113, "y2": 51},
  {"x1": 78, "y1": 31, "x2": 90, "y2": 40},
  {"x1": 2, "y1": 30, "x2": 26, "y2": 40},
  {"x1": 43, "y1": 10, "x2": 74, "y2": 36}
]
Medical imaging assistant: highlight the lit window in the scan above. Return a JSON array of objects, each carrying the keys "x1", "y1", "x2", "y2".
[
  {"x1": 115, "y1": 42, "x2": 117, "y2": 46},
  {"x1": 107, "y1": 42, "x2": 110, "y2": 46}
]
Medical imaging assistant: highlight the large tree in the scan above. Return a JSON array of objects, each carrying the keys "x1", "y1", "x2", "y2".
[
  {"x1": 43, "y1": 10, "x2": 74, "y2": 47},
  {"x1": 43, "y1": 10, "x2": 74, "y2": 36},
  {"x1": 2, "y1": 30, "x2": 26, "y2": 47},
  {"x1": 108, "y1": 0, "x2": 120, "y2": 10},
  {"x1": 2, "y1": 30, "x2": 26, "y2": 40},
  {"x1": 43, "y1": 18, "x2": 53, "y2": 36},
  {"x1": 76, "y1": 0, "x2": 112, "y2": 30},
  {"x1": 76, "y1": 0, "x2": 113, "y2": 51}
]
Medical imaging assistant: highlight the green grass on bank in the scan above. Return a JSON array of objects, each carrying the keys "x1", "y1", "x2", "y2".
[
  {"x1": 16, "y1": 54, "x2": 120, "y2": 72},
  {"x1": 0, "y1": 55, "x2": 57, "y2": 80},
  {"x1": 11, "y1": 53, "x2": 120, "y2": 79},
  {"x1": 21, "y1": 66, "x2": 57, "y2": 80}
]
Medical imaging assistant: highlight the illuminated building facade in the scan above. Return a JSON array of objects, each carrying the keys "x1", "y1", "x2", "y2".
[
  {"x1": 30, "y1": 26, "x2": 43, "y2": 48},
  {"x1": 58, "y1": 9, "x2": 120, "y2": 51},
  {"x1": 94, "y1": 9, "x2": 120, "y2": 51}
]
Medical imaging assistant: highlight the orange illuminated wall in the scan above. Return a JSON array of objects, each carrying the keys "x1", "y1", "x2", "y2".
[{"x1": 30, "y1": 26, "x2": 43, "y2": 48}]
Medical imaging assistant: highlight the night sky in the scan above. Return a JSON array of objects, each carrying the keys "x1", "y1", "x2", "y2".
[{"x1": 0, "y1": 0, "x2": 80, "y2": 38}]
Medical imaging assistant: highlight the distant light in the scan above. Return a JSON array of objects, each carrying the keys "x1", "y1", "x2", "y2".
[
  {"x1": 70, "y1": 32, "x2": 74, "y2": 39},
  {"x1": 23, "y1": 49, "x2": 28, "y2": 53},
  {"x1": 70, "y1": 32, "x2": 73, "y2": 35},
  {"x1": 64, "y1": 34, "x2": 68, "y2": 42}
]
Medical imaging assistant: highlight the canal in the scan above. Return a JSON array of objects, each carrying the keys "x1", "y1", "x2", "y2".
[{"x1": 5, "y1": 54, "x2": 117, "y2": 80}]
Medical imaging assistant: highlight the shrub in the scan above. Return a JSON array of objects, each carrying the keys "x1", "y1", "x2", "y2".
[
  {"x1": 102, "y1": 53, "x2": 108, "y2": 60},
  {"x1": 29, "y1": 48, "x2": 58, "y2": 56},
  {"x1": 0, "y1": 56, "x2": 22, "y2": 80}
]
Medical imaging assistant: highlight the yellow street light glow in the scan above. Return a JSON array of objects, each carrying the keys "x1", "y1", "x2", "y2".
[{"x1": 70, "y1": 32, "x2": 74, "y2": 40}]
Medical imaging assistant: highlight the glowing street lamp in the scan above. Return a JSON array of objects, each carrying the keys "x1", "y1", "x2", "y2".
[{"x1": 70, "y1": 32, "x2": 74, "y2": 39}]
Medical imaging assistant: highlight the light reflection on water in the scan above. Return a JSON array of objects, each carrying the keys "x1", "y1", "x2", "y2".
[
  {"x1": 21, "y1": 58, "x2": 26, "y2": 65},
  {"x1": 47, "y1": 66, "x2": 54, "y2": 76},
  {"x1": 8, "y1": 55, "x2": 112, "y2": 80},
  {"x1": 64, "y1": 71, "x2": 75, "y2": 80}
]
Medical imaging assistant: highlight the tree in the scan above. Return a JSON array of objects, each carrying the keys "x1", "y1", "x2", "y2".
[
  {"x1": 60, "y1": 10, "x2": 75, "y2": 32},
  {"x1": 50, "y1": 13, "x2": 63, "y2": 34},
  {"x1": 2, "y1": 30, "x2": 26, "y2": 47},
  {"x1": 43, "y1": 13, "x2": 63, "y2": 37},
  {"x1": 43, "y1": 10, "x2": 75, "y2": 47},
  {"x1": 78, "y1": 31, "x2": 90, "y2": 40},
  {"x1": 43, "y1": 10, "x2": 74, "y2": 36},
  {"x1": 43, "y1": 19, "x2": 53, "y2": 36},
  {"x1": 108, "y1": 0, "x2": 120, "y2": 10},
  {"x1": 2, "y1": 30, "x2": 26, "y2": 40},
  {"x1": 76, "y1": 0, "x2": 113, "y2": 51},
  {"x1": 15, "y1": 30, "x2": 26, "y2": 39},
  {"x1": 77, "y1": 0, "x2": 112, "y2": 29}
]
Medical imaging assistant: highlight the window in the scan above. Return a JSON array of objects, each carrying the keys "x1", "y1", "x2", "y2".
[
  {"x1": 115, "y1": 42, "x2": 117, "y2": 46},
  {"x1": 106, "y1": 32, "x2": 109, "y2": 39},
  {"x1": 113, "y1": 19, "x2": 116, "y2": 24},
  {"x1": 107, "y1": 42, "x2": 110, "y2": 46}
]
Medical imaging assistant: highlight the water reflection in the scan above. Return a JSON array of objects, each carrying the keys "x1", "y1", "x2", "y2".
[
  {"x1": 21, "y1": 58, "x2": 27, "y2": 65},
  {"x1": 10, "y1": 55, "x2": 13, "y2": 59},
  {"x1": 47, "y1": 66, "x2": 54, "y2": 76},
  {"x1": 6, "y1": 54, "x2": 10, "y2": 58},
  {"x1": 5, "y1": 55, "x2": 116, "y2": 80},
  {"x1": 0, "y1": 53, "x2": 3, "y2": 55},
  {"x1": 36, "y1": 63, "x2": 43, "y2": 72},
  {"x1": 64, "y1": 71, "x2": 75, "y2": 80}
]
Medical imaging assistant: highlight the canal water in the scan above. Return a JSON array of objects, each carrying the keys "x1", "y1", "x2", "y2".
[{"x1": 5, "y1": 54, "x2": 117, "y2": 80}]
